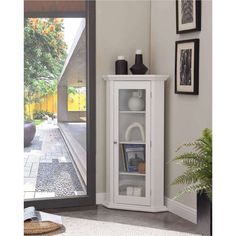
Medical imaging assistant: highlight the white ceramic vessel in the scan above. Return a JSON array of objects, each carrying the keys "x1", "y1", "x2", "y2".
[{"x1": 128, "y1": 90, "x2": 145, "y2": 111}]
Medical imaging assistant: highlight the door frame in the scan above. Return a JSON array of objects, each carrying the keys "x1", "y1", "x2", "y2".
[{"x1": 24, "y1": 0, "x2": 96, "y2": 209}]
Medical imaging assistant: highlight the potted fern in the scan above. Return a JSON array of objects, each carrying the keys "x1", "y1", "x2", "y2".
[{"x1": 171, "y1": 128, "x2": 212, "y2": 235}]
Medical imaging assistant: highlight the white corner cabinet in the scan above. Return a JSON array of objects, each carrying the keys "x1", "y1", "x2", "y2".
[{"x1": 103, "y1": 75, "x2": 169, "y2": 212}]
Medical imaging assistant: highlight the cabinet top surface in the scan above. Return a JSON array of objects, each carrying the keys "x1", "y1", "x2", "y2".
[{"x1": 103, "y1": 74, "x2": 169, "y2": 81}]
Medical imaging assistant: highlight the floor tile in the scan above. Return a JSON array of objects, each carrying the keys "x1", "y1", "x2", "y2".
[
  {"x1": 24, "y1": 178, "x2": 37, "y2": 191},
  {"x1": 24, "y1": 192, "x2": 35, "y2": 199}
]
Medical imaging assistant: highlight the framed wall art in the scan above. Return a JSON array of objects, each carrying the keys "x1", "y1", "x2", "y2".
[
  {"x1": 176, "y1": 0, "x2": 201, "y2": 34},
  {"x1": 175, "y1": 39, "x2": 199, "y2": 95}
]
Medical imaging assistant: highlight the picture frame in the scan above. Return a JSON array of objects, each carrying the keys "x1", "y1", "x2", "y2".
[
  {"x1": 175, "y1": 39, "x2": 199, "y2": 95},
  {"x1": 122, "y1": 144, "x2": 145, "y2": 172},
  {"x1": 176, "y1": 0, "x2": 201, "y2": 34}
]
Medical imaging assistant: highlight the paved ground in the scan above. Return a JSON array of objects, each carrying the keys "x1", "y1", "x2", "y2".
[{"x1": 24, "y1": 121, "x2": 85, "y2": 199}]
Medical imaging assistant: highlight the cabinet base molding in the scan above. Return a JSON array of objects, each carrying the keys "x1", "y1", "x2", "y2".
[
  {"x1": 103, "y1": 202, "x2": 168, "y2": 213},
  {"x1": 96, "y1": 193, "x2": 168, "y2": 212},
  {"x1": 96, "y1": 193, "x2": 196, "y2": 223}
]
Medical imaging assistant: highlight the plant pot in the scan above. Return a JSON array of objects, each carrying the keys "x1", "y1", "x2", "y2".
[
  {"x1": 197, "y1": 192, "x2": 212, "y2": 236},
  {"x1": 24, "y1": 121, "x2": 36, "y2": 147}
]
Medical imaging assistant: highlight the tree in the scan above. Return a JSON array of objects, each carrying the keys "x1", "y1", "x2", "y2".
[
  {"x1": 24, "y1": 18, "x2": 67, "y2": 118},
  {"x1": 24, "y1": 18, "x2": 67, "y2": 83}
]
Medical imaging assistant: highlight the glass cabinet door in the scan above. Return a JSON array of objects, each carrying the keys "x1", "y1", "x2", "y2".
[{"x1": 114, "y1": 81, "x2": 151, "y2": 206}]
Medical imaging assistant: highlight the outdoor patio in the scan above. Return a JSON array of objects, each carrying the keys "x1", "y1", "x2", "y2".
[{"x1": 24, "y1": 121, "x2": 86, "y2": 199}]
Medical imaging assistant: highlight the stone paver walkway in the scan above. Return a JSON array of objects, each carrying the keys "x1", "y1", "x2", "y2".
[{"x1": 24, "y1": 121, "x2": 85, "y2": 199}]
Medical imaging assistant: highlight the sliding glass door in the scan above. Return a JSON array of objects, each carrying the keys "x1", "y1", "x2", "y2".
[{"x1": 24, "y1": 0, "x2": 95, "y2": 209}]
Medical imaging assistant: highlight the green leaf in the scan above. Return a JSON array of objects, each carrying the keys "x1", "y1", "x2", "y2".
[{"x1": 171, "y1": 129, "x2": 212, "y2": 201}]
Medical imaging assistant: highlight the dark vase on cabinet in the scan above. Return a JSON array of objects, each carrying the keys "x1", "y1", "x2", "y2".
[
  {"x1": 115, "y1": 56, "x2": 128, "y2": 75},
  {"x1": 130, "y1": 50, "x2": 148, "y2": 75}
]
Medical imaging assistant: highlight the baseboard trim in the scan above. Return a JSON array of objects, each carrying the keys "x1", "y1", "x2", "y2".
[
  {"x1": 96, "y1": 193, "x2": 197, "y2": 224},
  {"x1": 96, "y1": 193, "x2": 106, "y2": 205},
  {"x1": 165, "y1": 197, "x2": 197, "y2": 224}
]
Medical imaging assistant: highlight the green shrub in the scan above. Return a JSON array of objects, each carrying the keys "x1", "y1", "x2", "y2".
[
  {"x1": 44, "y1": 111, "x2": 54, "y2": 118},
  {"x1": 33, "y1": 111, "x2": 45, "y2": 120},
  {"x1": 33, "y1": 111, "x2": 54, "y2": 120}
]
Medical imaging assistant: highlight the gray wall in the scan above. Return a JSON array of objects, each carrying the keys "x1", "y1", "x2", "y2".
[
  {"x1": 95, "y1": 0, "x2": 212, "y2": 210},
  {"x1": 96, "y1": 0, "x2": 151, "y2": 193},
  {"x1": 150, "y1": 0, "x2": 212, "y2": 208}
]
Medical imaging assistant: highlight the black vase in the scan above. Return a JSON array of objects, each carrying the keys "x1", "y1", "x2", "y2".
[
  {"x1": 197, "y1": 192, "x2": 212, "y2": 236},
  {"x1": 130, "y1": 50, "x2": 148, "y2": 75},
  {"x1": 115, "y1": 56, "x2": 128, "y2": 74}
]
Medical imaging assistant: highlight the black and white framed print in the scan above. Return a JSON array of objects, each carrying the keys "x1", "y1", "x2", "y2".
[
  {"x1": 175, "y1": 39, "x2": 199, "y2": 95},
  {"x1": 176, "y1": 0, "x2": 201, "y2": 34}
]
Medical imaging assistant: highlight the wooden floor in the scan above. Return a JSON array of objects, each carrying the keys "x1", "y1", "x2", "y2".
[{"x1": 48, "y1": 205, "x2": 198, "y2": 235}]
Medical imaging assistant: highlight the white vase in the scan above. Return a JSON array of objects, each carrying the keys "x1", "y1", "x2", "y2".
[{"x1": 128, "y1": 91, "x2": 145, "y2": 111}]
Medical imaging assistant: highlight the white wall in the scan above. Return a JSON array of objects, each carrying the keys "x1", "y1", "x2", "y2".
[
  {"x1": 96, "y1": 0, "x2": 151, "y2": 193},
  {"x1": 150, "y1": 0, "x2": 212, "y2": 208}
]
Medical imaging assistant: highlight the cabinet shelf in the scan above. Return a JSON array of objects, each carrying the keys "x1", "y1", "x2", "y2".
[
  {"x1": 119, "y1": 141, "x2": 146, "y2": 145},
  {"x1": 119, "y1": 111, "x2": 146, "y2": 114},
  {"x1": 119, "y1": 172, "x2": 145, "y2": 177}
]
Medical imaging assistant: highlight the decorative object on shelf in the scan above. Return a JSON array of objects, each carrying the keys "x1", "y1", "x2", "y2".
[
  {"x1": 175, "y1": 39, "x2": 199, "y2": 95},
  {"x1": 133, "y1": 187, "x2": 142, "y2": 197},
  {"x1": 137, "y1": 162, "x2": 145, "y2": 174},
  {"x1": 126, "y1": 186, "x2": 134, "y2": 196},
  {"x1": 176, "y1": 0, "x2": 201, "y2": 34},
  {"x1": 128, "y1": 90, "x2": 145, "y2": 111},
  {"x1": 115, "y1": 56, "x2": 128, "y2": 74},
  {"x1": 171, "y1": 128, "x2": 212, "y2": 235},
  {"x1": 130, "y1": 50, "x2": 148, "y2": 74},
  {"x1": 119, "y1": 145, "x2": 127, "y2": 171},
  {"x1": 126, "y1": 186, "x2": 142, "y2": 197},
  {"x1": 125, "y1": 122, "x2": 145, "y2": 142},
  {"x1": 123, "y1": 144, "x2": 145, "y2": 172}
]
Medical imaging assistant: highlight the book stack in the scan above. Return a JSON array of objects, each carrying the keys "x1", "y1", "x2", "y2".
[{"x1": 120, "y1": 144, "x2": 145, "y2": 173}]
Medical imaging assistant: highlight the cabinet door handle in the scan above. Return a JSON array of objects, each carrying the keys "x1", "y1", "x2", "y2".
[{"x1": 113, "y1": 141, "x2": 118, "y2": 144}]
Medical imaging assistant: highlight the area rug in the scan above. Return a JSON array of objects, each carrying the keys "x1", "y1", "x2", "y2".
[{"x1": 26, "y1": 217, "x2": 201, "y2": 236}]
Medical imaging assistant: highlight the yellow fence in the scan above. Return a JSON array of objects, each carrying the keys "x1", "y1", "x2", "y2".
[
  {"x1": 25, "y1": 93, "x2": 86, "y2": 119},
  {"x1": 68, "y1": 93, "x2": 86, "y2": 111}
]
